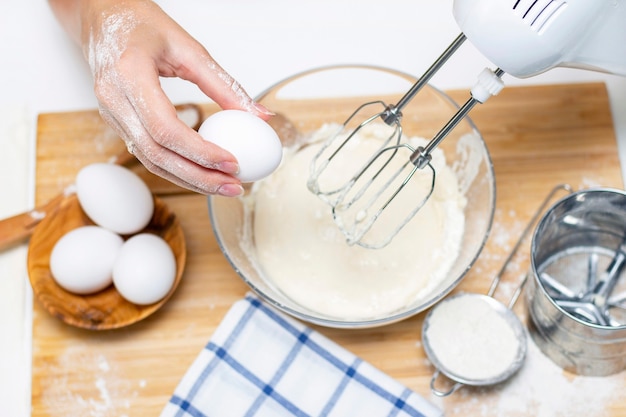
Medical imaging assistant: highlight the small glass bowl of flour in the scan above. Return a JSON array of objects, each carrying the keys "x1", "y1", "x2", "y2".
[{"x1": 421, "y1": 292, "x2": 527, "y2": 396}]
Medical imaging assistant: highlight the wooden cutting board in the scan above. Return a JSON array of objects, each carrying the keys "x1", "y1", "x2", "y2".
[{"x1": 30, "y1": 83, "x2": 625, "y2": 417}]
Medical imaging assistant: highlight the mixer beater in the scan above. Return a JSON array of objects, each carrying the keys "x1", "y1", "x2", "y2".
[
  {"x1": 307, "y1": 34, "x2": 504, "y2": 249},
  {"x1": 308, "y1": 0, "x2": 626, "y2": 249}
]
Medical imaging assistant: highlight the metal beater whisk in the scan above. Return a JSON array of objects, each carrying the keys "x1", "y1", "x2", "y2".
[{"x1": 307, "y1": 34, "x2": 505, "y2": 249}]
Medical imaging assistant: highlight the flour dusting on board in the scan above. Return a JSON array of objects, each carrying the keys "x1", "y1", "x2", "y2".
[
  {"x1": 40, "y1": 345, "x2": 145, "y2": 417},
  {"x1": 469, "y1": 208, "x2": 527, "y2": 300},
  {"x1": 431, "y1": 338, "x2": 625, "y2": 417}
]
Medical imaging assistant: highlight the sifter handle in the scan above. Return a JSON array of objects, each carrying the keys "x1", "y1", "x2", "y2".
[{"x1": 429, "y1": 369, "x2": 464, "y2": 397}]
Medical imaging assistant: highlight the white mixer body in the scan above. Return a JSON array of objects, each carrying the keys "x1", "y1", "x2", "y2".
[{"x1": 453, "y1": 0, "x2": 626, "y2": 78}]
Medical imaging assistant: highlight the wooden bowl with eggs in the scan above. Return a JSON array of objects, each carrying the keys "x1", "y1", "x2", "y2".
[{"x1": 27, "y1": 194, "x2": 186, "y2": 330}]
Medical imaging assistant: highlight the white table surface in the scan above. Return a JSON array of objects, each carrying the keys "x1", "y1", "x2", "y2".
[{"x1": 2, "y1": 1, "x2": 626, "y2": 416}]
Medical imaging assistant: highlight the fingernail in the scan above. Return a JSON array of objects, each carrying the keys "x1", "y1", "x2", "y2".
[
  {"x1": 218, "y1": 161, "x2": 240, "y2": 175},
  {"x1": 253, "y1": 102, "x2": 275, "y2": 117},
  {"x1": 217, "y1": 183, "x2": 244, "y2": 197}
]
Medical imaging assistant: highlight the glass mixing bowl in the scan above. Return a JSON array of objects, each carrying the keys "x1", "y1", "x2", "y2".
[{"x1": 208, "y1": 65, "x2": 495, "y2": 328}]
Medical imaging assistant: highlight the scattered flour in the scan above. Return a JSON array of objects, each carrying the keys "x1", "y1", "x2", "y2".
[
  {"x1": 430, "y1": 336, "x2": 625, "y2": 417},
  {"x1": 470, "y1": 207, "x2": 527, "y2": 300},
  {"x1": 40, "y1": 345, "x2": 146, "y2": 417},
  {"x1": 85, "y1": 7, "x2": 146, "y2": 143},
  {"x1": 29, "y1": 210, "x2": 46, "y2": 221}
]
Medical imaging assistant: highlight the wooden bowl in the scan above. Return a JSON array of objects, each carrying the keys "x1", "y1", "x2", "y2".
[{"x1": 27, "y1": 194, "x2": 186, "y2": 330}]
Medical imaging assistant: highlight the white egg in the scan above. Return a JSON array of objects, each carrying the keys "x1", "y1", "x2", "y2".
[
  {"x1": 76, "y1": 163, "x2": 154, "y2": 235},
  {"x1": 198, "y1": 109, "x2": 283, "y2": 182},
  {"x1": 50, "y1": 226, "x2": 124, "y2": 294},
  {"x1": 112, "y1": 233, "x2": 177, "y2": 305}
]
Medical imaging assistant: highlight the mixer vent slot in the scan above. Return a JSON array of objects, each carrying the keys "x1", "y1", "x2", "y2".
[{"x1": 512, "y1": 0, "x2": 567, "y2": 32}]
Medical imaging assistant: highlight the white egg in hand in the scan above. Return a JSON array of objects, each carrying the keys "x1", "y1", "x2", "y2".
[
  {"x1": 76, "y1": 163, "x2": 154, "y2": 234},
  {"x1": 50, "y1": 226, "x2": 123, "y2": 294},
  {"x1": 112, "y1": 233, "x2": 177, "y2": 305},
  {"x1": 198, "y1": 109, "x2": 283, "y2": 182}
]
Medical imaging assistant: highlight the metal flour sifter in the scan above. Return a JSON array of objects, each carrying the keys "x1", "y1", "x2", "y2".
[{"x1": 527, "y1": 188, "x2": 626, "y2": 376}]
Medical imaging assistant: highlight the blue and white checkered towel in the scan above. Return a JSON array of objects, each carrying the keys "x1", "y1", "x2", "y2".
[{"x1": 160, "y1": 294, "x2": 442, "y2": 417}]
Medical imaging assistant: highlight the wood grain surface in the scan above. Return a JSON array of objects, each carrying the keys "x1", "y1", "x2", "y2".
[{"x1": 30, "y1": 83, "x2": 625, "y2": 417}]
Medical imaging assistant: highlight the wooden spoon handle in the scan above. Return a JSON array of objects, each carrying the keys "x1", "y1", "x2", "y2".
[{"x1": 0, "y1": 193, "x2": 65, "y2": 252}]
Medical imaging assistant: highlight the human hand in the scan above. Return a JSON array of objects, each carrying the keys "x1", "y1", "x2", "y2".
[{"x1": 51, "y1": 0, "x2": 272, "y2": 195}]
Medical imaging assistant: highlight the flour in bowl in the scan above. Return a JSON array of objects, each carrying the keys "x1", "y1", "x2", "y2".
[
  {"x1": 424, "y1": 293, "x2": 522, "y2": 382},
  {"x1": 249, "y1": 123, "x2": 467, "y2": 320}
]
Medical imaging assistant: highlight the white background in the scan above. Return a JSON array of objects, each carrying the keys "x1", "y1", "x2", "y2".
[{"x1": 2, "y1": 1, "x2": 626, "y2": 415}]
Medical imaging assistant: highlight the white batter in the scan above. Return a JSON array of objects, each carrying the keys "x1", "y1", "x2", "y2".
[{"x1": 250, "y1": 123, "x2": 466, "y2": 320}]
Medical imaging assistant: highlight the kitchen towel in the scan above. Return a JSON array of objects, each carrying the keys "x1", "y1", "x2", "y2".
[{"x1": 160, "y1": 293, "x2": 442, "y2": 417}]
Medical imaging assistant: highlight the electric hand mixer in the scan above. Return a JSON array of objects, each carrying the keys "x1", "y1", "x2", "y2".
[{"x1": 307, "y1": 0, "x2": 626, "y2": 249}]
